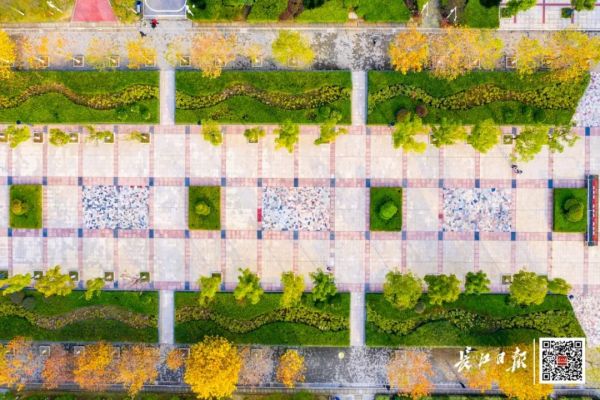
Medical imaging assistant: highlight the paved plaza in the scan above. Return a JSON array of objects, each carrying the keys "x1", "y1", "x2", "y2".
[{"x1": 1, "y1": 124, "x2": 599, "y2": 294}]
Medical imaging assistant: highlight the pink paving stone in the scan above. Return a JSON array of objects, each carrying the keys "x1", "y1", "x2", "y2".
[{"x1": 72, "y1": 0, "x2": 117, "y2": 22}]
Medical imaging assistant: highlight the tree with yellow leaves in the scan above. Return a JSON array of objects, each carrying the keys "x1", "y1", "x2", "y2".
[
  {"x1": 86, "y1": 37, "x2": 117, "y2": 70},
  {"x1": 0, "y1": 30, "x2": 16, "y2": 80},
  {"x1": 127, "y1": 38, "x2": 157, "y2": 69},
  {"x1": 116, "y1": 345, "x2": 160, "y2": 397},
  {"x1": 35, "y1": 265, "x2": 75, "y2": 297},
  {"x1": 546, "y1": 30, "x2": 600, "y2": 82},
  {"x1": 429, "y1": 27, "x2": 478, "y2": 80},
  {"x1": 191, "y1": 31, "x2": 237, "y2": 79},
  {"x1": 165, "y1": 348, "x2": 186, "y2": 371},
  {"x1": 515, "y1": 37, "x2": 549, "y2": 77},
  {"x1": 0, "y1": 337, "x2": 38, "y2": 390},
  {"x1": 276, "y1": 349, "x2": 305, "y2": 388},
  {"x1": 387, "y1": 349, "x2": 434, "y2": 399},
  {"x1": 497, "y1": 345, "x2": 553, "y2": 400},
  {"x1": 42, "y1": 345, "x2": 73, "y2": 389},
  {"x1": 184, "y1": 336, "x2": 242, "y2": 399},
  {"x1": 73, "y1": 341, "x2": 115, "y2": 391},
  {"x1": 474, "y1": 31, "x2": 504, "y2": 70},
  {"x1": 388, "y1": 26, "x2": 429, "y2": 74},
  {"x1": 165, "y1": 38, "x2": 189, "y2": 68},
  {"x1": 272, "y1": 30, "x2": 314, "y2": 68}
]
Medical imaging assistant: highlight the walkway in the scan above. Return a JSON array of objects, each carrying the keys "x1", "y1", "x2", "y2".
[
  {"x1": 159, "y1": 290, "x2": 174, "y2": 344},
  {"x1": 71, "y1": 0, "x2": 117, "y2": 22},
  {"x1": 350, "y1": 291, "x2": 365, "y2": 346},
  {"x1": 351, "y1": 71, "x2": 367, "y2": 126},
  {"x1": 160, "y1": 69, "x2": 176, "y2": 126}
]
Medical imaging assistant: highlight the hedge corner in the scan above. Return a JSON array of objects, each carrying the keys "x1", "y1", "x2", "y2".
[
  {"x1": 370, "y1": 187, "x2": 403, "y2": 231},
  {"x1": 189, "y1": 186, "x2": 221, "y2": 230},
  {"x1": 553, "y1": 188, "x2": 587, "y2": 233},
  {"x1": 9, "y1": 184, "x2": 42, "y2": 229}
]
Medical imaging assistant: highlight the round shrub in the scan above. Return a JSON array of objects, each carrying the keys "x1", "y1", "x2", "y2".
[
  {"x1": 396, "y1": 109, "x2": 410, "y2": 122},
  {"x1": 564, "y1": 197, "x2": 584, "y2": 222},
  {"x1": 9, "y1": 291, "x2": 25, "y2": 305},
  {"x1": 195, "y1": 202, "x2": 211, "y2": 216},
  {"x1": 22, "y1": 296, "x2": 36, "y2": 311},
  {"x1": 533, "y1": 108, "x2": 547, "y2": 123},
  {"x1": 10, "y1": 199, "x2": 28, "y2": 216},
  {"x1": 415, "y1": 104, "x2": 428, "y2": 118},
  {"x1": 379, "y1": 201, "x2": 398, "y2": 221},
  {"x1": 502, "y1": 106, "x2": 516, "y2": 123},
  {"x1": 414, "y1": 301, "x2": 426, "y2": 314}
]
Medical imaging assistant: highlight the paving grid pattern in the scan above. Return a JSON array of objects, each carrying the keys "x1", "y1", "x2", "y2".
[
  {"x1": 0, "y1": 124, "x2": 599, "y2": 295},
  {"x1": 499, "y1": 1, "x2": 600, "y2": 30}
]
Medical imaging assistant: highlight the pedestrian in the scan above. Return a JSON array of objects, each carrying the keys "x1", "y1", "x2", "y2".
[
  {"x1": 151, "y1": 18, "x2": 159, "y2": 28},
  {"x1": 139, "y1": 31, "x2": 147, "y2": 38}
]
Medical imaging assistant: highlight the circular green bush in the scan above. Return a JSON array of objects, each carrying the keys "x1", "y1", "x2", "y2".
[
  {"x1": 10, "y1": 199, "x2": 28, "y2": 216},
  {"x1": 415, "y1": 104, "x2": 428, "y2": 118},
  {"x1": 9, "y1": 291, "x2": 25, "y2": 305},
  {"x1": 533, "y1": 108, "x2": 547, "y2": 123},
  {"x1": 116, "y1": 106, "x2": 128, "y2": 121},
  {"x1": 564, "y1": 197, "x2": 584, "y2": 222},
  {"x1": 396, "y1": 109, "x2": 410, "y2": 122},
  {"x1": 195, "y1": 202, "x2": 211, "y2": 216},
  {"x1": 414, "y1": 301, "x2": 426, "y2": 314},
  {"x1": 22, "y1": 296, "x2": 36, "y2": 311},
  {"x1": 379, "y1": 201, "x2": 398, "y2": 221}
]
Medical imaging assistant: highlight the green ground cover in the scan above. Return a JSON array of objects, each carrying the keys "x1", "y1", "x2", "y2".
[
  {"x1": 553, "y1": 188, "x2": 588, "y2": 233},
  {"x1": 370, "y1": 187, "x2": 403, "y2": 231},
  {"x1": 10, "y1": 185, "x2": 42, "y2": 229},
  {"x1": 175, "y1": 292, "x2": 350, "y2": 345},
  {"x1": 367, "y1": 293, "x2": 584, "y2": 346},
  {"x1": 0, "y1": 290, "x2": 158, "y2": 342},
  {"x1": 0, "y1": 71, "x2": 159, "y2": 124},
  {"x1": 296, "y1": 0, "x2": 411, "y2": 22},
  {"x1": 0, "y1": 0, "x2": 74, "y2": 22},
  {"x1": 459, "y1": 0, "x2": 500, "y2": 27},
  {"x1": 368, "y1": 71, "x2": 589, "y2": 125},
  {"x1": 188, "y1": 186, "x2": 221, "y2": 230},
  {"x1": 176, "y1": 71, "x2": 351, "y2": 124}
]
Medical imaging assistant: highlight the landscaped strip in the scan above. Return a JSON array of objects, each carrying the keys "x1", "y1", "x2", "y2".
[
  {"x1": 10, "y1": 184, "x2": 42, "y2": 229},
  {"x1": 366, "y1": 293, "x2": 584, "y2": 346},
  {"x1": 0, "y1": 71, "x2": 159, "y2": 123},
  {"x1": 367, "y1": 71, "x2": 589, "y2": 125},
  {"x1": 176, "y1": 71, "x2": 351, "y2": 124},
  {"x1": 0, "y1": 290, "x2": 158, "y2": 342},
  {"x1": 188, "y1": 186, "x2": 221, "y2": 230},
  {"x1": 553, "y1": 188, "x2": 588, "y2": 233},
  {"x1": 370, "y1": 187, "x2": 403, "y2": 231},
  {"x1": 175, "y1": 292, "x2": 350, "y2": 345}
]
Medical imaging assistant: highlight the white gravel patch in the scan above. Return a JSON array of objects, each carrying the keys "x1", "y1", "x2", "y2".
[
  {"x1": 262, "y1": 187, "x2": 330, "y2": 231},
  {"x1": 570, "y1": 294, "x2": 600, "y2": 346},
  {"x1": 443, "y1": 188, "x2": 511, "y2": 232},
  {"x1": 83, "y1": 185, "x2": 149, "y2": 229},
  {"x1": 573, "y1": 72, "x2": 600, "y2": 127}
]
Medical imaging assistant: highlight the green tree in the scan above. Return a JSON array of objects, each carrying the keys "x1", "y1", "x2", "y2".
[
  {"x1": 512, "y1": 125, "x2": 548, "y2": 162},
  {"x1": 202, "y1": 120, "x2": 223, "y2": 146},
  {"x1": 430, "y1": 119, "x2": 467, "y2": 148},
  {"x1": 392, "y1": 114, "x2": 427, "y2": 153},
  {"x1": 280, "y1": 271, "x2": 305, "y2": 308},
  {"x1": 35, "y1": 266, "x2": 75, "y2": 297},
  {"x1": 383, "y1": 271, "x2": 423, "y2": 310},
  {"x1": 243, "y1": 127, "x2": 266, "y2": 143},
  {"x1": 509, "y1": 270, "x2": 548, "y2": 306},
  {"x1": 467, "y1": 119, "x2": 500, "y2": 153},
  {"x1": 572, "y1": 0, "x2": 595, "y2": 12},
  {"x1": 272, "y1": 30, "x2": 314, "y2": 67},
  {"x1": 49, "y1": 128, "x2": 71, "y2": 147},
  {"x1": 379, "y1": 201, "x2": 398, "y2": 221},
  {"x1": 503, "y1": 0, "x2": 536, "y2": 16},
  {"x1": 548, "y1": 125, "x2": 579, "y2": 153},
  {"x1": 198, "y1": 274, "x2": 221, "y2": 306},
  {"x1": 548, "y1": 277, "x2": 571, "y2": 295},
  {"x1": 274, "y1": 120, "x2": 299, "y2": 153},
  {"x1": 85, "y1": 277, "x2": 105, "y2": 301},
  {"x1": 314, "y1": 119, "x2": 347, "y2": 145},
  {"x1": 424, "y1": 274, "x2": 461, "y2": 305},
  {"x1": 464, "y1": 271, "x2": 491, "y2": 295},
  {"x1": 233, "y1": 268, "x2": 264, "y2": 305},
  {"x1": 5, "y1": 125, "x2": 31, "y2": 149},
  {"x1": 310, "y1": 268, "x2": 337, "y2": 303},
  {"x1": 0, "y1": 274, "x2": 31, "y2": 296}
]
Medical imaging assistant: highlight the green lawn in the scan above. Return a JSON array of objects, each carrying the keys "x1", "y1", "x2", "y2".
[
  {"x1": 368, "y1": 71, "x2": 588, "y2": 125},
  {"x1": 459, "y1": 0, "x2": 500, "y2": 27},
  {"x1": 0, "y1": 290, "x2": 158, "y2": 342},
  {"x1": 9, "y1": 185, "x2": 42, "y2": 229},
  {"x1": 367, "y1": 293, "x2": 584, "y2": 347},
  {"x1": 370, "y1": 187, "x2": 403, "y2": 231},
  {"x1": 0, "y1": 0, "x2": 74, "y2": 22},
  {"x1": 176, "y1": 71, "x2": 351, "y2": 124},
  {"x1": 188, "y1": 186, "x2": 221, "y2": 230},
  {"x1": 553, "y1": 188, "x2": 588, "y2": 233},
  {"x1": 175, "y1": 292, "x2": 350, "y2": 345},
  {"x1": 0, "y1": 71, "x2": 159, "y2": 124}
]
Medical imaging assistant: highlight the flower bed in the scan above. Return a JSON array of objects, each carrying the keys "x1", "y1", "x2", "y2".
[
  {"x1": 553, "y1": 188, "x2": 588, "y2": 232},
  {"x1": 370, "y1": 187, "x2": 402, "y2": 231},
  {"x1": 0, "y1": 71, "x2": 159, "y2": 123},
  {"x1": 175, "y1": 292, "x2": 350, "y2": 345},
  {"x1": 366, "y1": 293, "x2": 584, "y2": 346},
  {"x1": 188, "y1": 186, "x2": 220, "y2": 230},
  {"x1": 10, "y1": 185, "x2": 42, "y2": 229},
  {"x1": 176, "y1": 71, "x2": 351, "y2": 124},
  {"x1": 368, "y1": 71, "x2": 589, "y2": 125}
]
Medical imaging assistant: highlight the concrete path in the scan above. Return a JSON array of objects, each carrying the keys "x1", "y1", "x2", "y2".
[
  {"x1": 159, "y1": 290, "x2": 175, "y2": 344},
  {"x1": 350, "y1": 291, "x2": 365, "y2": 346},
  {"x1": 160, "y1": 69, "x2": 175, "y2": 126},
  {"x1": 351, "y1": 70, "x2": 367, "y2": 126}
]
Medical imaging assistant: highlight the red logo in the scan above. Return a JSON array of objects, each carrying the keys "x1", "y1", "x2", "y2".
[{"x1": 556, "y1": 354, "x2": 569, "y2": 367}]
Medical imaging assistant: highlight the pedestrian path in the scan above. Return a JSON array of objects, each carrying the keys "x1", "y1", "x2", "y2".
[
  {"x1": 351, "y1": 70, "x2": 367, "y2": 126},
  {"x1": 350, "y1": 290, "x2": 365, "y2": 346},
  {"x1": 159, "y1": 290, "x2": 175, "y2": 344},
  {"x1": 160, "y1": 69, "x2": 176, "y2": 126}
]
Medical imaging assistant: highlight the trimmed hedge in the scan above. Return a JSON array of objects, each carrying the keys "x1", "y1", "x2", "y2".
[
  {"x1": 189, "y1": 186, "x2": 220, "y2": 230},
  {"x1": 370, "y1": 187, "x2": 403, "y2": 231},
  {"x1": 10, "y1": 185, "x2": 42, "y2": 229},
  {"x1": 553, "y1": 188, "x2": 588, "y2": 232},
  {"x1": 368, "y1": 71, "x2": 589, "y2": 125}
]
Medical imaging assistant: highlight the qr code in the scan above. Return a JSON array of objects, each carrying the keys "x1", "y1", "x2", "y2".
[{"x1": 539, "y1": 338, "x2": 585, "y2": 384}]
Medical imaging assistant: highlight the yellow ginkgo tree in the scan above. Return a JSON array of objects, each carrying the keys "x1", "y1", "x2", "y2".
[{"x1": 0, "y1": 29, "x2": 16, "y2": 79}]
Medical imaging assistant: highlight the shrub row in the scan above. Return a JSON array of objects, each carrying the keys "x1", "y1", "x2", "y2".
[
  {"x1": 0, "y1": 303, "x2": 157, "y2": 329},
  {"x1": 176, "y1": 83, "x2": 351, "y2": 110},
  {"x1": 0, "y1": 83, "x2": 158, "y2": 110},
  {"x1": 368, "y1": 82, "x2": 581, "y2": 112},
  {"x1": 367, "y1": 306, "x2": 581, "y2": 337},
  {"x1": 176, "y1": 305, "x2": 348, "y2": 333}
]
